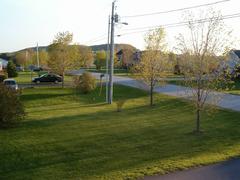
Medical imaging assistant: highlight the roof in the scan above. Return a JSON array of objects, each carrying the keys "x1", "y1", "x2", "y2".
[
  {"x1": 233, "y1": 50, "x2": 240, "y2": 58},
  {"x1": 0, "y1": 58, "x2": 8, "y2": 66}
]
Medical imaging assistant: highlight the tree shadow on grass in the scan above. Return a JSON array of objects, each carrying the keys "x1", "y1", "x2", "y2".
[
  {"x1": 1, "y1": 102, "x2": 240, "y2": 179},
  {"x1": 21, "y1": 93, "x2": 70, "y2": 102},
  {"x1": 3, "y1": 88, "x2": 240, "y2": 179}
]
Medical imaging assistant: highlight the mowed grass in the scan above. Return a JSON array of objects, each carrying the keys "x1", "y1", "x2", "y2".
[
  {"x1": 1, "y1": 85, "x2": 240, "y2": 179},
  {"x1": 15, "y1": 71, "x2": 39, "y2": 84},
  {"x1": 168, "y1": 79, "x2": 240, "y2": 96}
]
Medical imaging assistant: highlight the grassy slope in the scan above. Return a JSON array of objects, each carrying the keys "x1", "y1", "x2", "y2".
[{"x1": 0, "y1": 86, "x2": 240, "y2": 179}]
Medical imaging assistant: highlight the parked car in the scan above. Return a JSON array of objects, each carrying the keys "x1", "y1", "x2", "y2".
[
  {"x1": 16, "y1": 66, "x2": 24, "y2": 72},
  {"x1": 32, "y1": 73, "x2": 62, "y2": 84},
  {"x1": 33, "y1": 67, "x2": 43, "y2": 72},
  {"x1": 3, "y1": 79, "x2": 18, "y2": 90}
]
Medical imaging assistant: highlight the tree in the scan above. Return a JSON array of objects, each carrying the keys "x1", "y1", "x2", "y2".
[
  {"x1": 7, "y1": 60, "x2": 18, "y2": 78},
  {"x1": 0, "y1": 84, "x2": 25, "y2": 128},
  {"x1": 78, "y1": 46, "x2": 94, "y2": 67},
  {"x1": 134, "y1": 27, "x2": 170, "y2": 106},
  {"x1": 74, "y1": 72, "x2": 96, "y2": 94},
  {"x1": 176, "y1": 10, "x2": 233, "y2": 133},
  {"x1": 31, "y1": 50, "x2": 49, "y2": 67},
  {"x1": 15, "y1": 51, "x2": 27, "y2": 68},
  {"x1": 168, "y1": 52, "x2": 180, "y2": 74},
  {"x1": 119, "y1": 48, "x2": 135, "y2": 68},
  {"x1": 48, "y1": 31, "x2": 79, "y2": 87},
  {"x1": 94, "y1": 50, "x2": 106, "y2": 70},
  {"x1": 15, "y1": 50, "x2": 35, "y2": 69}
]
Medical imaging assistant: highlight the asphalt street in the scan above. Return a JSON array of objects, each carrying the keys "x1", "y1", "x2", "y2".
[{"x1": 144, "y1": 158, "x2": 240, "y2": 180}]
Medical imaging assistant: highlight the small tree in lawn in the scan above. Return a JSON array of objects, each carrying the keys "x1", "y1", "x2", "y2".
[
  {"x1": 48, "y1": 31, "x2": 80, "y2": 88},
  {"x1": 134, "y1": 27, "x2": 170, "y2": 106},
  {"x1": 94, "y1": 50, "x2": 106, "y2": 70},
  {"x1": 176, "y1": 10, "x2": 233, "y2": 133},
  {"x1": 7, "y1": 60, "x2": 18, "y2": 78}
]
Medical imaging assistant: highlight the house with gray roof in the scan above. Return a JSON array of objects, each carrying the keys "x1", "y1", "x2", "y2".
[{"x1": 227, "y1": 50, "x2": 240, "y2": 72}]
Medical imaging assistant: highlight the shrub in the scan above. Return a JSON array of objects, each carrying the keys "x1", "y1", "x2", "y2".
[
  {"x1": 0, "y1": 84, "x2": 25, "y2": 128},
  {"x1": 7, "y1": 60, "x2": 18, "y2": 78},
  {"x1": 74, "y1": 72, "x2": 96, "y2": 94},
  {"x1": 116, "y1": 99, "x2": 127, "y2": 112}
]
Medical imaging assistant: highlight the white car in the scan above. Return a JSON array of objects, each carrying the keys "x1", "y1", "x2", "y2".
[{"x1": 3, "y1": 79, "x2": 18, "y2": 90}]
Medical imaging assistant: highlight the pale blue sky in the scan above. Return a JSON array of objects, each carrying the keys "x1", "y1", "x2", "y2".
[{"x1": 0, "y1": 0, "x2": 239, "y2": 52}]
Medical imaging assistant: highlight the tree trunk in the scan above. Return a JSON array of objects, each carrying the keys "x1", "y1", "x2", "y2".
[
  {"x1": 62, "y1": 72, "x2": 64, "y2": 88},
  {"x1": 196, "y1": 87, "x2": 201, "y2": 133},
  {"x1": 196, "y1": 109, "x2": 200, "y2": 133},
  {"x1": 150, "y1": 80, "x2": 153, "y2": 106},
  {"x1": 99, "y1": 78, "x2": 103, "y2": 96}
]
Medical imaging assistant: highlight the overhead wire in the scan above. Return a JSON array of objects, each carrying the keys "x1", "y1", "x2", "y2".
[
  {"x1": 121, "y1": 0, "x2": 230, "y2": 18},
  {"x1": 117, "y1": 12, "x2": 240, "y2": 37},
  {"x1": 84, "y1": 0, "x2": 233, "y2": 44}
]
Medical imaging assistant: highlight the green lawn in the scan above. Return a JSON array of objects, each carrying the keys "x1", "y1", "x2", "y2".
[
  {"x1": 1, "y1": 85, "x2": 240, "y2": 179},
  {"x1": 169, "y1": 79, "x2": 240, "y2": 95},
  {"x1": 15, "y1": 71, "x2": 39, "y2": 84}
]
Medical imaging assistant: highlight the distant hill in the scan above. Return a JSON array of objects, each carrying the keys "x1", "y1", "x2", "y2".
[
  {"x1": 0, "y1": 43, "x2": 137, "y2": 61},
  {"x1": 20, "y1": 43, "x2": 137, "y2": 53},
  {"x1": 90, "y1": 44, "x2": 137, "y2": 52}
]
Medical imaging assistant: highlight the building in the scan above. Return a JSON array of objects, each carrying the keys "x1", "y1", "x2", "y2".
[
  {"x1": 225, "y1": 50, "x2": 240, "y2": 74},
  {"x1": 0, "y1": 58, "x2": 8, "y2": 71}
]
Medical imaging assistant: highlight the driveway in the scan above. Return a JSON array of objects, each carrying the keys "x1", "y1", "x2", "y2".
[
  {"x1": 85, "y1": 72, "x2": 240, "y2": 112},
  {"x1": 144, "y1": 158, "x2": 240, "y2": 180}
]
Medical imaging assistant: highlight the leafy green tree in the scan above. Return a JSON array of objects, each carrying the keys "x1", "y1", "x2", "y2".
[
  {"x1": 15, "y1": 51, "x2": 27, "y2": 68},
  {"x1": 15, "y1": 50, "x2": 35, "y2": 68},
  {"x1": 7, "y1": 60, "x2": 18, "y2": 78},
  {"x1": 134, "y1": 27, "x2": 170, "y2": 106},
  {"x1": 48, "y1": 31, "x2": 80, "y2": 87},
  {"x1": 78, "y1": 46, "x2": 94, "y2": 67},
  {"x1": 94, "y1": 50, "x2": 106, "y2": 70},
  {"x1": 177, "y1": 10, "x2": 233, "y2": 133},
  {"x1": 31, "y1": 50, "x2": 49, "y2": 67}
]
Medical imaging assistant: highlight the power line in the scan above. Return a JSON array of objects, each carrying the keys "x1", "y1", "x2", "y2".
[
  {"x1": 84, "y1": 11, "x2": 240, "y2": 45},
  {"x1": 120, "y1": 12, "x2": 240, "y2": 33},
  {"x1": 83, "y1": 34, "x2": 108, "y2": 45},
  {"x1": 117, "y1": 12, "x2": 240, "y2": 37},
  {"x1": 122, "y1": 0, "x2": 230, "y2": 18}
]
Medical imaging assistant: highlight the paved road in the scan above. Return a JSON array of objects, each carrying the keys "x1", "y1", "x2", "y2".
[
  {"x1": 144, "y1": 158, "x2": 240, "y2": 180},
  {"x1": 88, "y1": 72, "x2": 240, "y2": 112}
]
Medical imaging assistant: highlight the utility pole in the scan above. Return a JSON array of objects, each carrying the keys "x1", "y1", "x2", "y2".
[
  {"x1": 106, "y1": 15, "x2": 111, "y2": 103},
  {"x1": 108, "y1": 0, "x2": 116, "y2": 104}
]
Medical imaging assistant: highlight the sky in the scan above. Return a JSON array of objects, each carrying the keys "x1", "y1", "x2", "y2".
[{"x1": 0, "y1": 0, "x2": 240, "y2": 53}]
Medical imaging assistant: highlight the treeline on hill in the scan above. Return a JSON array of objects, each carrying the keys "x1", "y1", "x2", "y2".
[{"x1": 0, "y1": 43, "x2": 137, "y2": 69}]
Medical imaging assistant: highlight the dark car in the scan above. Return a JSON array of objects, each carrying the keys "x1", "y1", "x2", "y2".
[{"x1": 32, "y1": 73, "x2": 62, "y2": 84}]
